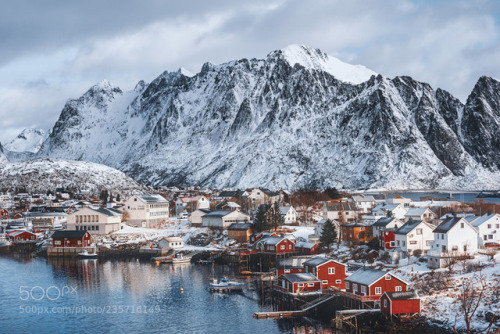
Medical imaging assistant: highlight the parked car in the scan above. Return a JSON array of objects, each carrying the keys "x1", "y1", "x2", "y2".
[{"x1": 484, "y1": 242, "x2": 500, "y2": 248}]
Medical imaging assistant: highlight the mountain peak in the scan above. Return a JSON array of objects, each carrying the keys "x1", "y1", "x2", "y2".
[
  {"x1": 276, "y1": 44, "x2": 377, "y2": 84},
  {"x1": 4, "y1": 128, "x2": 48, "y2": 153},
  {"x1": 177, "y1": 67, "x2": 195, "y2": 77}
]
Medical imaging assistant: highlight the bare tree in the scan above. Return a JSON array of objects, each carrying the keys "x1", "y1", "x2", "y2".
[
  {"x1": 453, "y1": 272, "x2": 494, "y2": 334},
  {"x1": 121, "y1": 210, "x2": 130, "y2": 222}
]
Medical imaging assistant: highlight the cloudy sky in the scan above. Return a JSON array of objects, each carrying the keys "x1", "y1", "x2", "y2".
[{"x1": 1, "y1": 0, "x2": 499, "y2": 144}]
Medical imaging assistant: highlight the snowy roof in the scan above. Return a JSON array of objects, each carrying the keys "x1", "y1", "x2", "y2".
[
  {"x1": 405, "y1": 208, "x2": 428, "y2": 217},
  {"x1": 258, "y1": 236, "x2": 285, "y2": 245},
  {"x1": 280, "y1": 272, "x2": 320, "y2": 283},
  {"x1": 372, "y1": 217, "x2": 396, "y2": 227},
  {"x1": 224, "y1": 202, "x2": 240, "y2": 208},
  {"x1": 344, "y1": 222, "x2": 369, "y2": 227},
  {"x1": 433, "y1": 217, "x2": 464, "y2": 234},
  {"x1": 93, "y1": 207, "x2": 121, "y2": 217},
  {"x1": 279, "y1": 206, "x2": 292, "y2": 215},
  {"x1": 373, "y1": 204, "x2": 400, "y2": 212},
  {"x1": 164, "y1": 237, "x2": 183, "y2": 242},
  {"x1": 137, "y1": 194, "x2": 167, "y2": 203},
  {"x1": 345, "y1": 268, "x2": 387, "y2": 286},
  {"x1": 471, "y1": 213, "x2": 500, "y2": 227},
  {"x1": 218, "y1": 190, "x2": 238, "y2": 198},
  {"x1": 204, "y1": 210, "x2": 233, "y2": 218},
  {"x1": 351, "y1": 195, "x2": 376, "y2": 202},
  {"x1": 324, "y1": 202, "x2": 358, "y2": 212},
  {"x1": 395, "y1": 219, "x2": 423, "y2": 235},
  {"x1": 295, "y1": 242, "x2": 317, "y2": 249},
  {"x1": 383, "y1": 291, "x2": 419, "y2": 301}
]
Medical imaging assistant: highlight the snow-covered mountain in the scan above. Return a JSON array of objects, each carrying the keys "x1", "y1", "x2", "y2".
[
  {"x1": 36, "y1": 45, "x2": 500, "y2": 190},
  {"x1": 0, "y1": 142, "x2": 8, "y2": 164},
  {"x1": 0, "y1": 157, "x2": 147, "y2": 194},
  {"x1": 5, "y1": 128, "x2": 48, "y2": 153}
]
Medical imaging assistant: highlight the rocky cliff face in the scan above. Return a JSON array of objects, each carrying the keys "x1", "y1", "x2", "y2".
[{"x1": 36, "y1": 45, "x2": 500, "y2": 190}]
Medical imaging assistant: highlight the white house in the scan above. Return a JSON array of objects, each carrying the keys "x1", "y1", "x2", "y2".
[
  {"x1": 175, "y1": 196, "x2": 210, "y2": 215},
  {"x1": 201, "y1": 210, "x2": 251, "y2": 229},
  {"x1": 322, "y1": 202, "x2": 360, "y2": 223},
  {"x1": 158, "y1": 237, "x2": 184, "y2": 249},
  {"x1": 428, "y1": 217, "x2": 479, "y2": 269},
  {"x1": 371, "y1": 217, "x2": 403, "y2": 239},
  {"x1": 244, "y1": 188, "x2": 281, "y2": 208},
  {"x1": 387, "y1": 195, "x2": 412, "y2": 208},
  {"x1": 471, "y1": 213, "x2": 500, "y2": 247},
  {"x1": 280, "y1": 205, "x2": 297, "y2": 225},
  {"x1": 393, "y1": 219, "x2": 435, "y2": 255},
  {"x1": 350, "y1": 195, "x2": 377, "y2": 213},
  {"x1": 123, "y1": 194, "x2": 169, "y2": 228},
  {"x1": 66, "y1": 206, "x2": 122, "y2": 235},
  {"x1": 189, "y1": 208, "x2": 211, "y2": 227},
  {"x1": 404, "y1": 208, "x2": 436, "y2": 223},
  {"x1": 372, "y1": 204, "x2": 408, "y2": 220}
]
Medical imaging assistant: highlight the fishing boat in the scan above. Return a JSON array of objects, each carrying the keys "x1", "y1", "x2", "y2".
[
  {"x1": 209, "y1": 277, "x2": 244, "y2": 292},
  {"x1": 78, "y1": 250, "x2": 98, "y2": 259},
  {"x1": 172, "y1": 254, "x2": 191, "y2": 264},
  {"x1": 0, "y1": 236, "x2": 11, "y2": 251}
]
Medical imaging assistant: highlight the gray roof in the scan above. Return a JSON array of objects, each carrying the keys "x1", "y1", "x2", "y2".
[
  {"x1": 279, "y1": 206, "x2": 292, "y2": 215},
  {"x1": 52, "y1": 230, "x2": 89, "y2": 239},
  {"x1": 227, "y1": 223, "x2": 253, "y2": 231},
  {"x1": 395, "y1": 219, "x2": 423, "y2": 235},
  {"x1": 258, "y1": 236, "x2": 285, "y2": 246},
  {"x1": 351, "y1": 195, "x2": 376, "y2": 202},
  {"x1": 433, "y1": 217, "x2": 463, "y2": 234},
  {"x1": 324, "y1": 202, "x2": 359, "y2": 212},
  {"x1": 204, "y1": 210, "x2": 233, "y2": 218},
  {"x1": 93, "y1": 207, "x2": 121, "y2": 217},
  {"x1": 344, "y1": 222, "x2": 369, "y2": 227},
  {"x1": 218, "y1": 191, "x2": 238, "y2": 198},
  {"x1": 405, "y1": 208, "x2": 428, "y2": 216},
  {"x1": 345, "y1": 268, "x2": 393, "y2": 286},
  {"x1": 471, "y1": 213, "x2": 500, "y2": 227},
  {"x1": 383, "y1": 290, "x2": 419, "y2": 301},
  {"x1": 373, "y1": 217, "x2": 396, "y2": 227},
  {"x1": 303, "y1": 257, "x2": 339, "y2": 267},
  {"x1": 280, "y1": 273, "x2": 320, "y2": 283},
  {"x1": 295, "y1": 242, "x2": 317, "y2": 249},
  {"x1": 136, "y1": 194, "x2": 167, "y2": 203},
  {"x1": 373, "y1": 204, "x2": 400, "y2": 212}
]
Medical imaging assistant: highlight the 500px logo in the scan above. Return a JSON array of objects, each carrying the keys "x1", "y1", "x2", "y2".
[{"x1": 19, "y1": 285, "x2": 77, "y2": 301}]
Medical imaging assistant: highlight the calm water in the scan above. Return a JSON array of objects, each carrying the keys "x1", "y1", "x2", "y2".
[{"x1": 0, "y1": 255, "x2": 330, "y2": 334}]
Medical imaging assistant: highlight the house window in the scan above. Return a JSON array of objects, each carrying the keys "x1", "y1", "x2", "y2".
[
  {"x1": 461, "y1": 223, "x2": 464, "y2": 228},
  {"x1": 284, "y1": 269, "x2": 290, "y2": 273},
  {"x1": 96, "y1": 226, "x2": 99, "y2": 231},
  {"x1": 487, "y1": 224, "x2": 492, "y2": 229},
  {"x1": 346, "y1": 282, "x2": 350, "y2": 289},
  {"x1": 396, "y1": 286, "x2": 402, "y2": 291},
  {"x1": 308, "y1": 283, "x2": 314, "y2": 287},
  {"x1": 397, "y1": 240, "x2": 400, "y2": 246},
  {"x1": 416, "y1": 229, "x2": 422, "y2": 235},
  {"x1": 402, "y1": 241, "x2": 406, "y2": 247},
  {"x1": 442, "y1": 245, "x2": 447, "y2": 252},
  {"x1": 410, "y1": 241, "x2": 417, "y2": 245},
  {"x1": 335, "y1": 280, "x2": 341, "y2": 284},
  {"x1": 452, "y1": 246, "x2": 458, "y2": 251},
  {"x1": 484, "y1": 235, "x2": 488, "y2": 241},
  {"x1": 298, "y1": 283, "x2": 304, "y2": 287},
  {"x1": 426, "y1": 240, "x2": 431, "y2": 246},
  {"x1": 55, "y1": 240, "x2": 61, "y2": 245},
  {"x1": 353, "y1": 284, "x2": 357, "y2": 292},
  {"x1": 441, "y1": 234, "x2": 444, "y2": 240},
  {"x1": 361, "y1": 286, "x2": 366, "y2": 294},
  {"x1": 280, "y1": 245, "x2": 285, "y2": 250},
  {"x1": 390, "y1": 241, "x2": 395, "y2": 247},
  {"x1": 385, "y1": 275, "x2": 391, "y2": 280},
  {"x1": 289, "y1": 244, "x2": 292, "y2": 249},
  {"x1": 383, "y1": 299, "x2": 387, "y2": 307},
  {"x1": 488, "y1": 235, "x2": 493, "y2": 240},
  {"x1": 77, "y1": 241, "x2": 81, "y2": 245},
  {"x1": 375, "y1": 287, "x2": 382, "y2": 295},
  {"x1": 328, "y1": 268, "x2": 335, "y2": 275},
  {"x1": 360, "y1": 227, "x2": 364, "y2": 231},
  {"x1": 322, "y1": 280, "x2": 328, "y2": 285}
]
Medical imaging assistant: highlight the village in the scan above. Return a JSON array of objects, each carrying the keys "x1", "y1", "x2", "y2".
[{"x1": 1, "y1": 187, "x2": 499, "y2": 332}]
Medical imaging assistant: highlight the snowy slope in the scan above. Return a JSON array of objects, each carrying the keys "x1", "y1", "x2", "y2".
[
  {"x1": 4, "y1": 128, "x2": 48, "y2": 153},
  {"x1": 0, "y1": 158, "x2": 147, "y2": 194},
  {"x1": 36, "y1": 46, "x2": 500, "y2": 190},
  {"x1": 279, "y1": 45, "x2": 376, "y2": 84}
]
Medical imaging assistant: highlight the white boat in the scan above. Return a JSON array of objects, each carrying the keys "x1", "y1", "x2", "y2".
[
  {"x1": 172, "y1": 254, "x2": 191, "y2": 264},
  {"x1": 78, "y1": 250, "x2": 98, "y2": 259},
  {"x1": 209, "y1": 277, "x2": 244, "y2": 292}
]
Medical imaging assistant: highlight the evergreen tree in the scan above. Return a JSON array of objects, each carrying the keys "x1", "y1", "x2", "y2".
[
  {"x1": 116, "y1": 194, "x2": 121, "y2": 202},
  {"x1": 99, "y1": 190, "x2": 109, "y2": 205},
  {"x1": 269, "y1": 202, "x2": 285, "y2": 231},
  {"x1": 319, "y1": 219, "x2": 337, "y2": 249},
  {"x1": 253, "y1": 204, "x2": 270, "y2": 232}
]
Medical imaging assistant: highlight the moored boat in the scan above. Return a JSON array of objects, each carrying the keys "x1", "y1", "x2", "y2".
[
  {"x1": 172, "y1": 254, "x2": 191, "y2": 264},
  {"x1": 78, "y1": 250, "x2": 98, "y2": 259}
]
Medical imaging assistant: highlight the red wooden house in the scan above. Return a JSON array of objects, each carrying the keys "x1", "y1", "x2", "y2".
[
  {"x1": 276, "y1": 266, "x2": 304, "y2": 277},
  {"x1": 294, "y1": 241, "x2": 320, "y2": 255},
  {"x1": 303, "y1": 257, "x2": 347, "y2": 289},
  {"x1": 380, "y1": 291, "x2": 420, "y2": 315},
  {"x1": 7, "y1": 230, "x2": 38, "y2": 243},
  {"x1": 0, "y1": 209, "x2": 8, "y2": 220},
  {"x1": 276, "y1": 273, "x2": 322, "y2": 294},
  {"x1": 379, "y1": 228, "x2": 396, "y2": 250},
  {"x1": 52, "y1": 230, "x2": 92, "y2": 247},
  {"x1": 345, "y1": 268, "x2": 407, "y2": 300},
  {"x1": 255, "y1": 236, "x2": 295, "y2": 254}
]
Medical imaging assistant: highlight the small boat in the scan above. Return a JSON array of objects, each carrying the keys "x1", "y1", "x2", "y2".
[
  {"x1": 78, "y1": 250, "x2": 98, "y2": 259},
  {"x1": 209, "y1": 278, "x2": 244, "y2": 292},
  {"x1": 172, "y1": 254, "x2": 191, "y2": 264}
]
